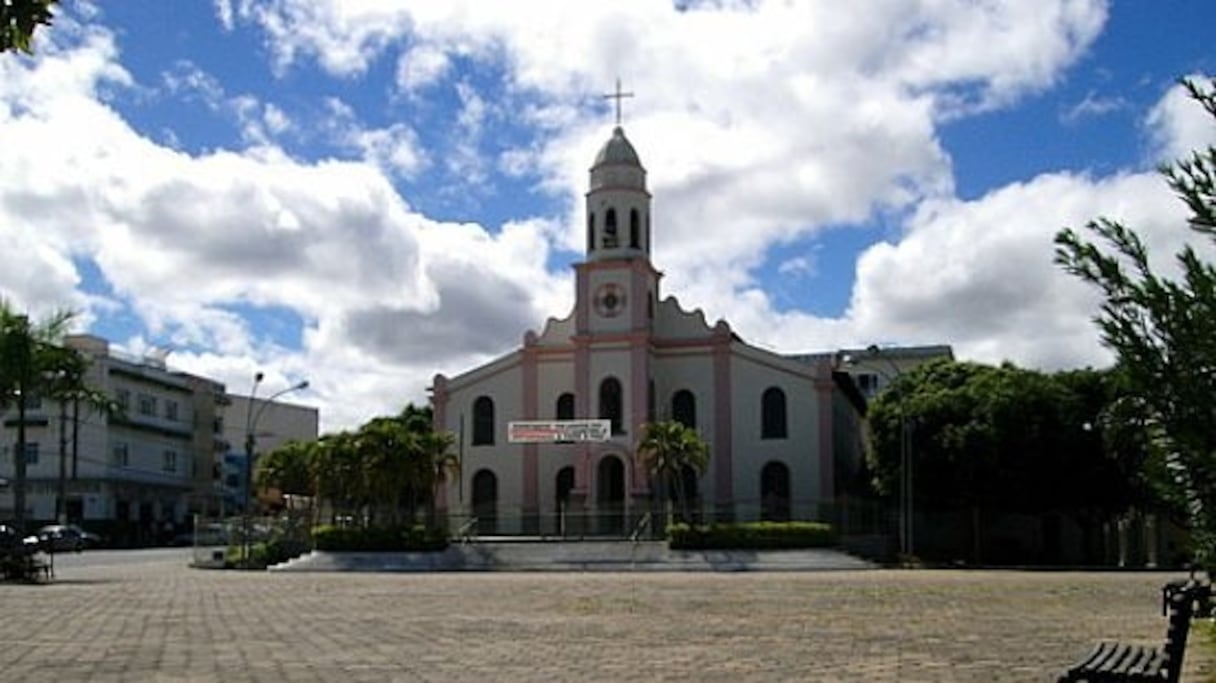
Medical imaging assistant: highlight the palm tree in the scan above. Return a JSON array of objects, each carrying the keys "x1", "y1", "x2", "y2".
[
  {"x1": 0, "y1": 302, "x2": 108, "y2": 530},
  {"x1": 418, "y1": 429, "x2": 459, "y2": 530},
  {"x1": 637, "y1": 421, "x2": 710, "y2": 526}
]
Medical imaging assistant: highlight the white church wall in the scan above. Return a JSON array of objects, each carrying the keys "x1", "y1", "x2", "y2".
[
  {"x1": 729, "y1": 350, "x2": 823, "y2": 521},
  {"x1": 653, "y1": 299, "x2": 717, "y2": 339},
  {"x1": 443, "y1": 359, "x2": 526, "y2": 518},
  {"x1": 534, "y1": 354, "x2": 576, "y2": 420},
  {"x1": 651, "y1": 348, "x2": 718, "y2": 495}
]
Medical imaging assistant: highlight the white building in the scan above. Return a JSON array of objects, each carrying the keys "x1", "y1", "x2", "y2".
[
  {"x1": 0, "y1": 335, "x2": 318, "y2": 542},
  {"x1": 430, "y1": 125, "x2": 869, "y2": 535},
  {"x1": 0, "y1": 335, "x2": 227, "y2": 543},
  {"x1": 222, "y1": 394, "x2": 319, "y2": 513}
]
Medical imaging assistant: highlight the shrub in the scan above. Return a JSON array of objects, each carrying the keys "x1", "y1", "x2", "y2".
[
  {"x1": 667, "y1": 521, "x2": 837, "y2": 550},
  {"x1": 311, "y1": 524, "x2": 449, "y2": 552}
]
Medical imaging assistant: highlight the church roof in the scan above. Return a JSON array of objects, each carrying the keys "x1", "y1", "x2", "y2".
[{"x1": 592, "y1": 126, "x2": 641, "y2": 167}]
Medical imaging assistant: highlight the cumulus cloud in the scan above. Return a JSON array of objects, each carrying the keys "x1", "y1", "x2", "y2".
[{"x1": 6, "y1": 0, "x2": 1174, "y2": 433}]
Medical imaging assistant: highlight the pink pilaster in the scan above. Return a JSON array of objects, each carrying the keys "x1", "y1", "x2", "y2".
[
  {"x1": 712, "y1": 326, "x2": 733, "y2": 503},
  {"x1": 521, "y1": 344, "x2": 539, "y2": 509}
]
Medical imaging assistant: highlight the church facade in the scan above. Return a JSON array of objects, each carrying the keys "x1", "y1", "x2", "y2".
[{"x1": 431, "y1": 125, "x2": 865, "y2": 536}]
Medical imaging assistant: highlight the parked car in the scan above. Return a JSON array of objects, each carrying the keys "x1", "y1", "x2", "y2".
[{"x1": 36, "y1": 524, "x2": 102, "y2": 552}]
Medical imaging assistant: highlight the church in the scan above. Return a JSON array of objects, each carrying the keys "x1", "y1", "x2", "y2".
[{"x1": 430, "y1": 121, "x2": 867, "y2": 536}]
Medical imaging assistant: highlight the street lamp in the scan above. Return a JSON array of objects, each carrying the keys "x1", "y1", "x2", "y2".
[
  {"x1": 846, "y1": 345, "x2": 914, "y2": 559},
  {"x1": 241, "y1": 372, "x2": 308, "y2": 566}
]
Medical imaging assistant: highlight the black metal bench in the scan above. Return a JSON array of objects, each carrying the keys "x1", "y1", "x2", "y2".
[{"x1": 1058, "y1": 578, "x2": 1210, "y2": 683}]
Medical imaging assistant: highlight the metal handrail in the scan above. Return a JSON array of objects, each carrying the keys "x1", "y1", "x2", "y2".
[
  {"x1": 629, "y1": 511, "x2": 652, "y2": 543},
  {"x1": 456, "y1": 517, "x2": 479, "y2": 545}
]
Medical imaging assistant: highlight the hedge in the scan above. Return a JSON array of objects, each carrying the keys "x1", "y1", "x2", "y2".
[
  {"x1": 311, "y1": 524, "x2": 449, "y2": 552},
  {"x1": 667, "y1": 521, "x2": 837, "y2": 550}
]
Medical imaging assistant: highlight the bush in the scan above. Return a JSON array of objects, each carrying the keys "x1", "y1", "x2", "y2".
[
  {"x1": 667, "y1": 521, "x2": 837, "y2": 550},
  {"x1": 311, "y1": 524, "x2": 449, "y2": 552}
]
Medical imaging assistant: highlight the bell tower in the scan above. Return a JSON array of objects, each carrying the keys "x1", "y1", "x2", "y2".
[{"x1": 576, "y1": 114, "x2": 661, "y2": 336}]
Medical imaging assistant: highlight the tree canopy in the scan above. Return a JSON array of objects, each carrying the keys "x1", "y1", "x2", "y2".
[
  {"x1": 1, "y1": 0, "x2": 57, "y2": 53},
  {"x1": 255, "y1": 403, "x2": 458, "y2": 528},
  {"x1": 1055, "y1": 77, "x2": 1216, "y2": 570},
  {"x1": 637, "y1": 420, "x2": 709, "y2": 523},
  {"x1": 866, "y1": 360, "x2": 1146, "y2": 517}
]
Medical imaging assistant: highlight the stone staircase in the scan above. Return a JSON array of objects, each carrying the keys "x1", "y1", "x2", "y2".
[{"x1": 269, "y1": 538, "x2": 877, "y2": 573}]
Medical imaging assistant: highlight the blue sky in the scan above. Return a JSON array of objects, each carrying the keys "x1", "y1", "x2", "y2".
[{"x1": 0, "y1": 1, "x2": 1213, "y2": 431}]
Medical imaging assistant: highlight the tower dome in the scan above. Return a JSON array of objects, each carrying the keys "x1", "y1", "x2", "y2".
[{"x1": 593, "y1": 126, "x2": 642, "y2": 168}]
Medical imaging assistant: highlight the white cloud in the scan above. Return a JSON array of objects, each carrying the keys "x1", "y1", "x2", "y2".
[
  {"x1": 1060, "y1": 90, "x2": 1126, "y2": 125},
  {"x1": 5, "y1": 1, "x2": 1156, "y2": 433},
  {"x1": 1145, "y1": 75, "x2": 1216, "y2": 163}
]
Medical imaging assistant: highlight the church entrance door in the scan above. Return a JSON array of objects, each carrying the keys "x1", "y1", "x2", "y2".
[
  {"x1": 472, "y1": 469, "x2": 498, "y2": 535},
  {"x1": 596, "y1": 456, "x2": 625, "y2": 536}
]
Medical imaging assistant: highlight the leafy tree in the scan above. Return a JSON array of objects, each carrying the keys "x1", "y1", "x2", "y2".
[
  {"x1": 637, "y1": 421, "x2": 709, "y2": 524},
  {"x1": 866, "y1": 360, "x2": 1140, "y2": 562},
  {"x1": 1055, "y1": 77, "x2": 1216, "y2": 570},
  {"x1": 254, "y1": 440, "x2": 315, "y2": 498},
  {"x1": 1, "y1": 0, "x2": 57, "y2": 53},
  {"x1": 0, "y1": 302, "x2": 111, "y2": 530},
  {"x1": 259, "y1": 402, "x2": 457, "y2": 530}
]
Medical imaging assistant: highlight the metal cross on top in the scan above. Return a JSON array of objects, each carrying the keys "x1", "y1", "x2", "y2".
[{"x1": 602, "y1": 78, "x2": 634, "y2": 126}]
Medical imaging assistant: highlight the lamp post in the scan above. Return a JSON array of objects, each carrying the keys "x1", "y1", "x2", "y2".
[
  {"x1": 848, "y1": 345, "x2": 914, "y2": 559},
  {"x1": 241, "y1": 372, "x2": 308, "y2": 566}
]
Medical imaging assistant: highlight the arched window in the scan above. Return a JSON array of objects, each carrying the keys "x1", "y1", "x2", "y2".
[
  {"x1": 630, "y1": 208, "x2": 640, "y2": 248},
  {"x1": 472, "y1": 469, "x2": 498, "y2": 534},
  {"x1": 604, "y1": 208, "x2": 618, "y2": 248},
  {"x1": 760, "y1": 461, "x2": 791, "y2": 521},
  {"x1": 472, "y1": 395, "x2": 495, "y2": 445},
  {"x1": 761, "y1": 386, "x2": 787, "y2": 439},
  {"x1": 556, "y1": 392, "x2": 575, "y2": 420},
  {"x1": 599, "y1": 377, "x2": 623, "y2": 434},
  {"x1": 671, "y1": 389, "x2": 696, "y2": 429},
  {"x1": 587, "y1": 213, "x2": 595, "y2": 252}
]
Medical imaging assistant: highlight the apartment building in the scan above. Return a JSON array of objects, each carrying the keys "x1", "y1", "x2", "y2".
[{"x1": 0, "y1": 335, "x2": 228, "y2": 544}]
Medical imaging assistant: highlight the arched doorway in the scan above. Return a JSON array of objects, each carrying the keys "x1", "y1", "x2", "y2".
[
  {"x1": 555, "y1": 466, "x2": 575, "y2": 536},
  {"x1": 472, "y1": 469, "x2": 498, "y2": 535},
  {"x1": 596, "y1": 456, "x2": 625, "y2": 535},
  {"x1": 760, "y1": 461, "x2": 791, "y2": 521}
]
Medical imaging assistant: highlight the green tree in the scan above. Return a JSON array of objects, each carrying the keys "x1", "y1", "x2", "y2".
[
  {"x1": 254, "y1": 440, "x2": 315, "y2": 499},
  {"x1": 1, "y1": 0, "x2": 57, "y2": 53},
  {"x1": 1055, "y1": 77, "x2": 1216, "y2": 570},
  {"x1": 867, "y1": 360, "x2": 1139, "y2": 562},
  {"x1": 418, "y1": 429, "x2": 459, "y2": 529},
  {"x1": 637, "y1": 421, "x2": 709, "y2": 525},
  {"x1": 0, "y1": 302, "x2": 110, "y2": 530}
]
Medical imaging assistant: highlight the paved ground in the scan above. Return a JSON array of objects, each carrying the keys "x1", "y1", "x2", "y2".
[{"x1": 1, "y1": 557, "x2": 1213, "y2": 682}]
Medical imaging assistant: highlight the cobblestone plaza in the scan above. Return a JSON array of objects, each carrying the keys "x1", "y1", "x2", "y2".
[{"x1": 1, "y1": 556, "x2": 1212, "y2": 681}]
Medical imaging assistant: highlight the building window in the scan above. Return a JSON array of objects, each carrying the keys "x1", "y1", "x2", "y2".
[
  {"x1": 630, "y1": 208, "x2": 640, "y2": 248},
  {"x1": 599, "y1": 377, "x2": 623, "y2": 434},
  {"x1": 555, "y1": 393, "x2": 575, "y2": 421},
  {"x1": 672, "y1": 389, "x2": 696, "y2": 429},
  {"x1": 587, "y1": 213, "x2": 595, "y2": 252},
  {"x1": 163, "y1": 450, "x2": 177, "y2": 473},
  {"x1": 115, "y1": 388, "x2": 130, "y2": 411},
  {"x1": 856, "y1": 373, "x2": 879, "y2": 397},
  {"x1": 603, "y1": 208, "x2": 618, "y2": 248},
  {"x1": 20, "y1": 442, "x2": 39, "y2": 466},
  {"x1": 472, "y1": 396, "x2": 495, "y2": 446},
  {"x1": 761, "y1": 386, "x2": 788, "y2": 439},
  {"x1": 138, "y1": 394, "x2": 156, "y2": 416},
  {"x1": 760, "y1": 461, "x2": 791, "y2": 521},
  {"x1": 165, "y1": 399, "x2": 178, "y2": 421},
  {"x1": 113, "y1": 443, "x2": 129, "y2": 467}
]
